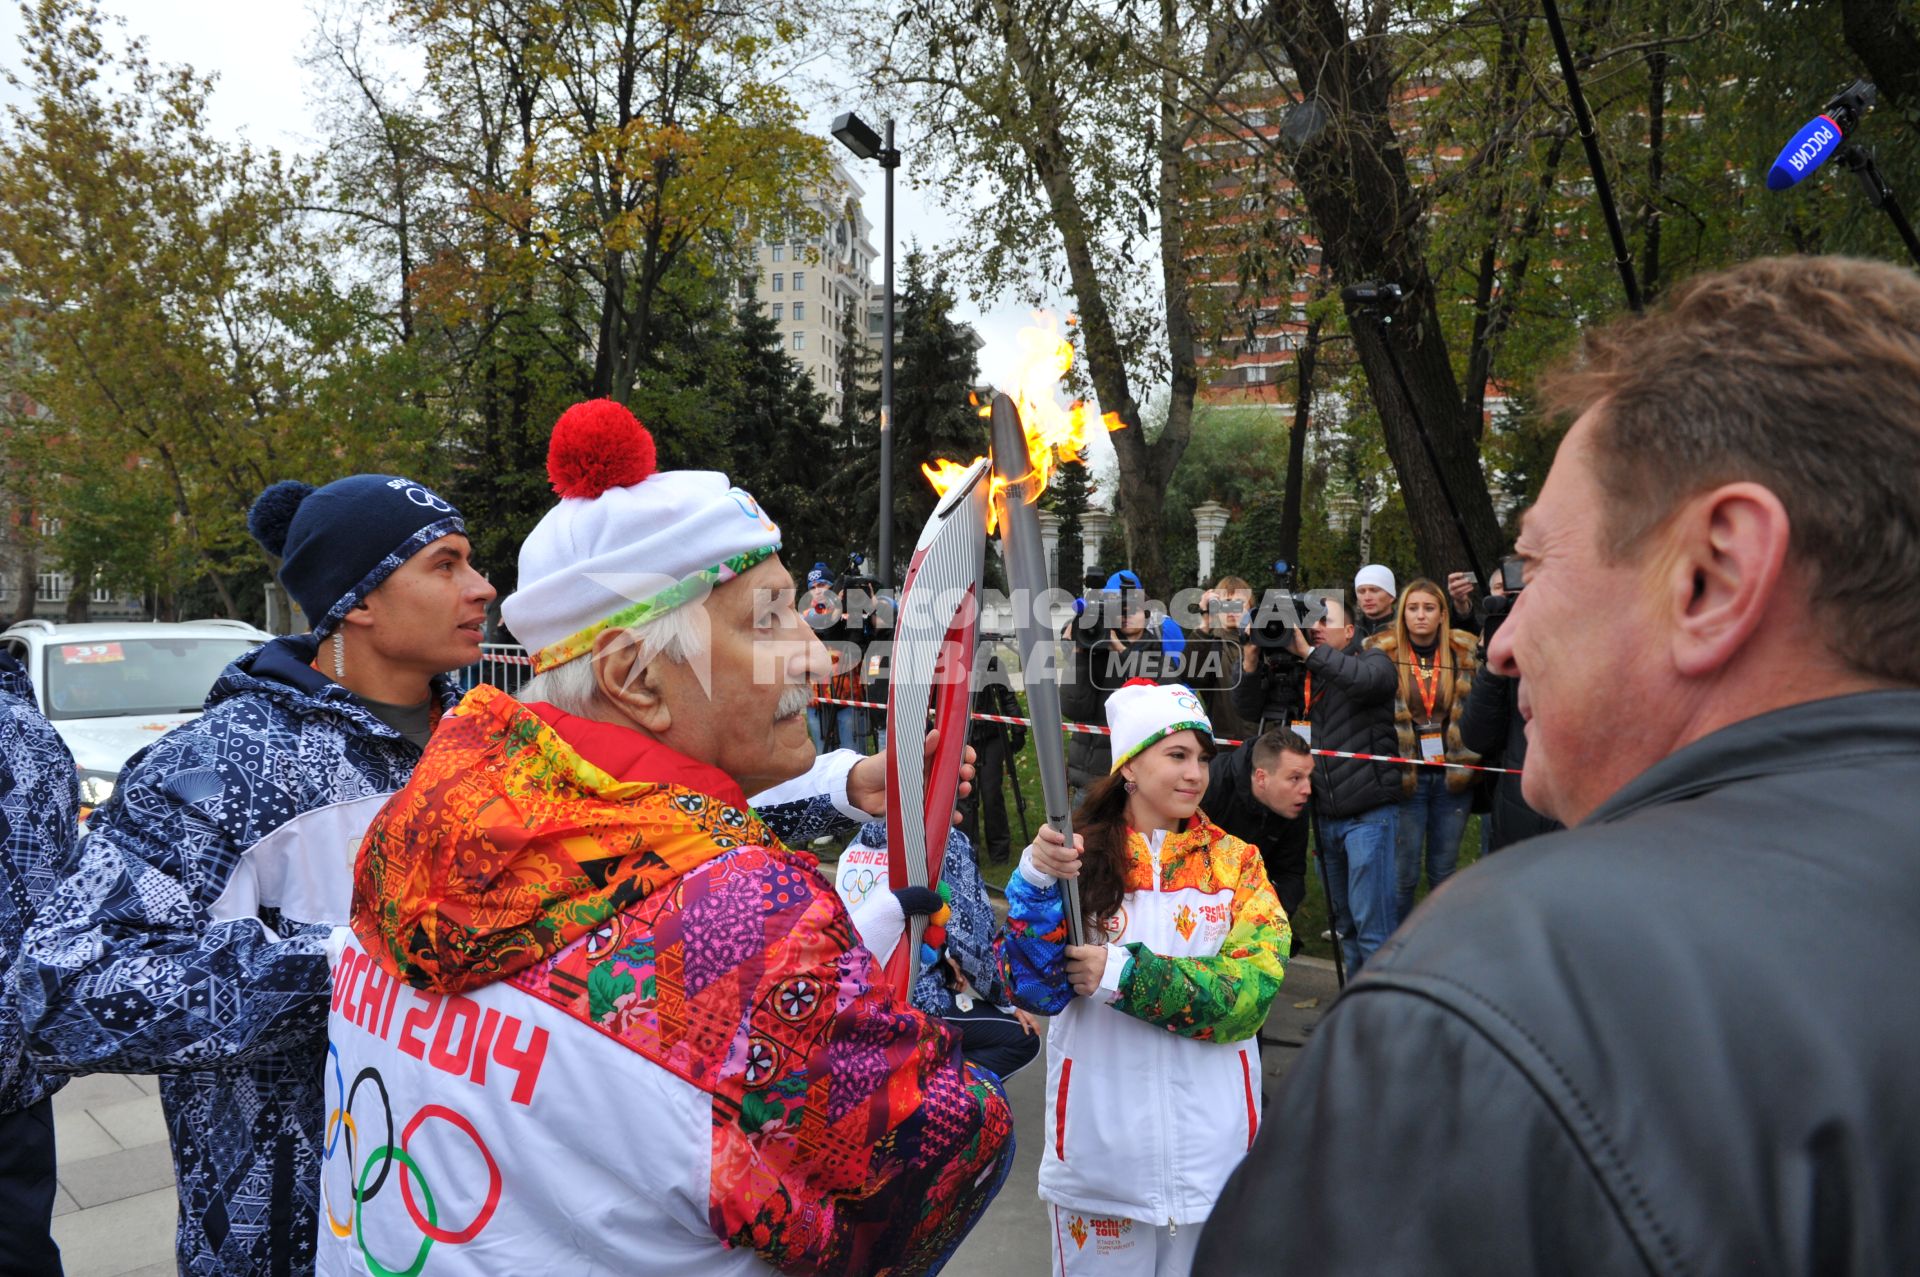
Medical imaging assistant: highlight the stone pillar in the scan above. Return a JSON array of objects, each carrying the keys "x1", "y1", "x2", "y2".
[
  {"x1": 1036, "y1": 510, "x2": 1062, "y2": 588},
  {"x1": 1192, "y1": 501, "x2": 1230, "y2": 586},
  {"x1": 1080, "y1": 509, "x2": 1112, "y2": 578}
]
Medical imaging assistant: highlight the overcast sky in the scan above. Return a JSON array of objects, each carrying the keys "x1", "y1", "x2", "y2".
[{"x1": 0, "y1": 1, "x2": 1120, "y2": 482}]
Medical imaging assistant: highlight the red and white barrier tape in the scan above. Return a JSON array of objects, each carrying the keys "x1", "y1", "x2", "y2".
[{"x1": 809, "y1": 694, "x2": 1522, "y2": 775}]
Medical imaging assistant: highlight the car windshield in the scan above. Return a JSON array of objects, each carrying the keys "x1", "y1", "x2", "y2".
[{"x1": 44, "y1": 638, "x2": 259, "y2": 720}]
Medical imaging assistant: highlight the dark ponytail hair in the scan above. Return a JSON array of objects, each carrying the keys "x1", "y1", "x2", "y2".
[{"x1": 1074, "y1": 773, "x2": 1135, "y2": 929}]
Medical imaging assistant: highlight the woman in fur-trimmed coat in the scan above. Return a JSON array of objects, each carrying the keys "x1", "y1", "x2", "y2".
[{"x1": 1367, "y1": 579, "x2": 1481, "y2": 924}]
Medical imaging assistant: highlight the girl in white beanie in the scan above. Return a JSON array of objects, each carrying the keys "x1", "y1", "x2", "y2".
[{"x1": 1000, "y1": 680, "x2": 1291, "y2": 1276}]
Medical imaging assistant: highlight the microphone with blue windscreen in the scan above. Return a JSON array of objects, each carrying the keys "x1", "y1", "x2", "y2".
[{"x1": 1767, "y1": 81, "x2": 1876, "y2": 191}]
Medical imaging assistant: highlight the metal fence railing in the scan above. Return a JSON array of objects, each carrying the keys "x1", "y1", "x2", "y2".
[{"x1": 462, "y1": 642, "x2": 535, "y2": 697}]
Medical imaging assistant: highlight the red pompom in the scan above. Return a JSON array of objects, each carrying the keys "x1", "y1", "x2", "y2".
[
  {"x1": 1121, "y1": 677, "x2": 1158, "y2": 689},
  {"x1": 547, "y1": 399, "x2": 658, "y2": 499}
]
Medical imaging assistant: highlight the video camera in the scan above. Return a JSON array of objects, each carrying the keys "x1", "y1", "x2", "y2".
[
  {"x1": 1077, "y1": 586, "x2": 1149, "y2": 638},
  {"x1": 1479, "y1": 556, "x2": 1527, "y2": 641},
  {"x1": 1248, "y1": 559, "x2": 1313, "y2": 654}
]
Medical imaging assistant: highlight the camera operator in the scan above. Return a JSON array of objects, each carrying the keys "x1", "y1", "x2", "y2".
[
  {"x1": 1202, "y1": 727, "x2": 1313, "y2": 921},
  {"x1": 840, "y1": 556, "x2": 889, "y2": 752},
  {"x1": 960, "y1": 639, "x2": 1027, "y2": 865},
  {"x1": 802, "y1": 563, "x2": 856, "y2": 751},
  {"x1": 1457, "y1": 561, "x2": 1560, "y2": 851},
  {"x1": 1229, "y1": 564, "x2": 1310, "y2": 735},
  {"x1": 1286, "y1": 595, "x2": 1401, "y2": 974},
  {"x1": 1353, "y1": 564, "x2": 1398, "y2": 639},
  {"x1": 1190, "y1": 576, "x2": 1256, "y2": 741},
  {"x1": 1062, "y1": 570, "x2": 1176, "y2": 803}
]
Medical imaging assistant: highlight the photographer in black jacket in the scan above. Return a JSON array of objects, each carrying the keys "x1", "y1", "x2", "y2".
[
  {"x1": 959, "y1": 640, "x2": 1027, "y2": 864},
  {"x1": 1282, "y1": 595, "x2": 1400, "y2": 974}
]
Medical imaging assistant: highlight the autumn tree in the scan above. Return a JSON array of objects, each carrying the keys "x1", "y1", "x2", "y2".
[{"x1": 0, "y1": 0, "x2": 431, "y2": 616}]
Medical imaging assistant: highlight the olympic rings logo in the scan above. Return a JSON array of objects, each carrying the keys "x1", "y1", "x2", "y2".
[
  {"x1": 838, "y1": 866, "x2": 878, "y2": 901},
  {"x1": 324, "y1": 1045, "x2": 501, "y2": 1276},
  {"x1": 729, "y1": 487, "x2": 778, "y2": 534}
]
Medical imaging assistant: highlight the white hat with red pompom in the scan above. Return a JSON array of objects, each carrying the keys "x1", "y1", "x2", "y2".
[{"x1": 500, "y1": 399, "x2": 783, "y2": 674}]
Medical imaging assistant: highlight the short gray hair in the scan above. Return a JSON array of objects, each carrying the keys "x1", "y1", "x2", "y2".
[{"x1": 517, "y1": 604, "x2": 709, "y2": 716}]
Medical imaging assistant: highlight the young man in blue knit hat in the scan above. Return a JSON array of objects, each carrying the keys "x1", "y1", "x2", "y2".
[{"x1": 15, "y1": 474, "x2": 492, "y2": 1275}]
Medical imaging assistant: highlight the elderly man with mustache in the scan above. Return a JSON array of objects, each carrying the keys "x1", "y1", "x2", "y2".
[{"x1": 317, "y1": 401, "x2": 1012, "y2": 1276}]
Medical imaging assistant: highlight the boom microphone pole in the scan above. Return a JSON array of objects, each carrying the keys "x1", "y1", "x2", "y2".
[{"x1": 1541, "y1": 0, "x2": 1643, "y2": 313}]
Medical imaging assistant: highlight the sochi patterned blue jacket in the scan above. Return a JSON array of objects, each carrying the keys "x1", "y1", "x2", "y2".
[{"x1": 0, "y1": 651, "x2": 79, "y2": 1116}]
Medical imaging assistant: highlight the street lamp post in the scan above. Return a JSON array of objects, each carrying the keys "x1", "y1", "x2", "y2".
[{"x1": 831, "y1": 111, "x2": 902, "y2": 590}]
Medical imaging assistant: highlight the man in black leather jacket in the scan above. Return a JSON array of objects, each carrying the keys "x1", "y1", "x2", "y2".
[{"x1": 1198, "y1": 255, "x2": 1920, "y2": 1274}]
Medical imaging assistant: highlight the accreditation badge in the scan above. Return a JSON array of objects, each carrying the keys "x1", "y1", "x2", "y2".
[
  {"x1": 1290, "y1": 719, "x2": 1312, "y2": 746},
  {"x1": 1418, "y1": 722, "x2": 1445, "y2": 763}
]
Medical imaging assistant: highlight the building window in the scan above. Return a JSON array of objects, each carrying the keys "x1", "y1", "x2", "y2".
[
  {"x1": 793, "y1": 333, "x2": 805, "y2": 351},
  {"x1": 772, "y1": 303, "x2": 783, "y2": 321},
  {"x1": 791, "y1": 271, "x2": 805, "y2": 292},
  {"x1": 1245, "y1": 365, "x2": 1268, "y2": 383},
  {"x1": 792, "y1": 301, "x2": 805, "y2": 321},
  {"x1": 772, "y1": 273, "x2": 784, "y2": 292},
  {"x1": 37, "y1": 569, "x2": 67, "y2": 602},
  {"x1": 771, "y1": 244, "x2": 785, "y2": 263}
]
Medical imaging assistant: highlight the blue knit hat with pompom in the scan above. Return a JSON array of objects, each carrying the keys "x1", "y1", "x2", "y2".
[{"x1": 247, "y1": 476, "x2": 465, "y2": 637}]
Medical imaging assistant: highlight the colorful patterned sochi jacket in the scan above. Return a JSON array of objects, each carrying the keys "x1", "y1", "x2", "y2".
[
  {"x1": 1000, "y1": 812, "x2": 1288, "y2": 1226},
  {"x1": 17, "y1": 642, "x2": 858, "y2": 1277},
  {"x1": 323, "y1": 686, "x2": 1013, "y2": 1275},
  {"x1": 0, "y1": 651, "x2": 78, "y2": 1116}
]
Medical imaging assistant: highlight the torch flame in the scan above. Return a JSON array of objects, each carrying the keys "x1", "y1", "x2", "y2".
[{"x1": 922, "y1": 312, "x2": 1125, "y2": 530}]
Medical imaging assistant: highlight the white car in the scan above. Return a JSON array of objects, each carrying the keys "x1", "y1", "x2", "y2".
[{"x1": 0, "y1": 618, "x2": 273, "y2": 814}]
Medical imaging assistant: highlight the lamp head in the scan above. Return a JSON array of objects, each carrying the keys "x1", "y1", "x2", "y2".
[{"x1": 832, "y1": 112, "x2": 883, "y2": 161}]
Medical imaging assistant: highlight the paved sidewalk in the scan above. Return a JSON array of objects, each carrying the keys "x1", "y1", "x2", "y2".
[
  {"x1": 45, "y1": 958, "x2": 1342, "y2": 1276},
  {"x1": 50, "y1": 1073, "x2": 176, "y2": 1277},
  {"x1": 943, "y1": 954, "x2": 1340, "y2": 1274}
]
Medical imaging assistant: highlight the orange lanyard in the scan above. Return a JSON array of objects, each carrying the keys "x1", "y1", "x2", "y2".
[
  {"x1": 1412, "y1": 655, "x2": 1440, "y2": 721},
  {"x1": 1301, "y1": 675, "x2": 1313, "y2": 715}
]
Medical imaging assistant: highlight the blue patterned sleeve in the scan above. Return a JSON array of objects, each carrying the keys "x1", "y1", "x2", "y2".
[
  {"x1": 16, "y1": 720, "x2": 332, "y2": 1075},
  {"x1": 999, "y1": 858, "x2": 1074, "y2": 1015},
  {"x1": 758, "y1": 792, "x2": 861, "y2": 848},
  {"x1": 938, "y1": 831, "x2": 1000, "y2": 999},
  {"x1": 0, "y1": 692, "x2": 80, "y2": 1111}
]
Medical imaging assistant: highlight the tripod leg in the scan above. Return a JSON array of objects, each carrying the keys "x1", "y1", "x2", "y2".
[{"x1": 1312, "y1": 809, "x2": 1348, "y2": 989}]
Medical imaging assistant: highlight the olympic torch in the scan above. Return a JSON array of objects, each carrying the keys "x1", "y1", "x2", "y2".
[
  {"x1": 884, "y1": 456, "x2": 991, "y2": 1000},
  {"x1": 988, "y1": 393, "x2": 1085, "y2": 947}
]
